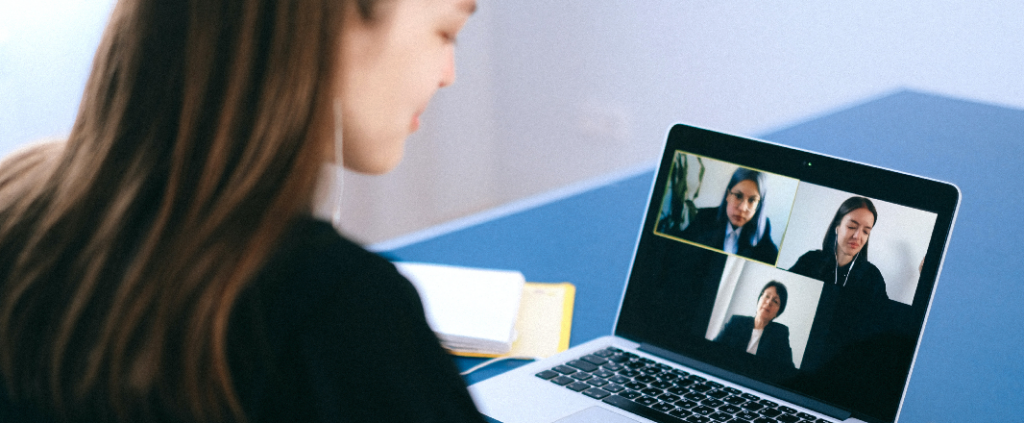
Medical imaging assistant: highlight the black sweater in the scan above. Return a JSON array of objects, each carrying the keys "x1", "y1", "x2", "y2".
[
  {"x1": 0, "y1": 217, "x2": 485, "y2": 423},
  {"x1": 228, "y1": 217, "x2": 485, "y2": 422}
]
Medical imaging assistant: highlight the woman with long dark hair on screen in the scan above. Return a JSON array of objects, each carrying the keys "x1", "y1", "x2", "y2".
[
  {"x1": 789, "y1": 196, "x2": 888, "y2": 299},
  {"x1": 0, "y1": 0, "x2": 485, "y2": 422},
  {"x1": 680, "y1": 168, "x2": 779, "y2": 264}
]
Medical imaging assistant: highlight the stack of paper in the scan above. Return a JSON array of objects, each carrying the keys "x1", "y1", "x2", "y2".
[{"x1": 396, "y1": 262, "x2": 526, "y2": 355}]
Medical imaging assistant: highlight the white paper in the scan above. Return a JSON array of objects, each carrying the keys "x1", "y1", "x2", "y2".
[{"x1": 395, "y1": 262, "x2": 525, "y2": 354}]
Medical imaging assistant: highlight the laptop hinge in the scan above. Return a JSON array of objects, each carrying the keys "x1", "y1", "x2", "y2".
[{"x1": 638, "y1": 343, "x2": 853, "y2": 421}]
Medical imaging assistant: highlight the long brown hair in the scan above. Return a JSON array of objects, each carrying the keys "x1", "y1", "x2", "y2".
[{"x1": 0, "y1": 0, "x2": 378, "y2": 421}]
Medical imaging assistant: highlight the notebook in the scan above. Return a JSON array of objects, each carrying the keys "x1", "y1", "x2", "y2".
[{"x1": 468, "y1": 124, "x2": 960, "y2": 423}]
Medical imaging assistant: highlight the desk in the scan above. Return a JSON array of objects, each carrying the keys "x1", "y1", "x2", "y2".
[{"x1": 382, "y1": 90, "x2": 1024, "y2": 422}]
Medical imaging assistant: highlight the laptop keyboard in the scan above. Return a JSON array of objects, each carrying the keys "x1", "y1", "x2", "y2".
[{"x1": 534, "y1": 347, "x2": 832, "y2": 423}]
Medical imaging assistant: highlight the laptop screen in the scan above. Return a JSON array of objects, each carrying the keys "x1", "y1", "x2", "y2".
[{"x1": 615, "y1": 125, "x2": 959, "y2": 423}]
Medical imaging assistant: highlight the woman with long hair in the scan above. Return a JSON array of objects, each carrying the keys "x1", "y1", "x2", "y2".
[
  {"x1": 0, "y1": 0, "x2": 483, "y2": 422},
  {"x1": 678, "y1": 167, "x2": 779, "y2": 264},
  {"x1": 789, "y1": 196, "x2": 888, "y2": 299}
]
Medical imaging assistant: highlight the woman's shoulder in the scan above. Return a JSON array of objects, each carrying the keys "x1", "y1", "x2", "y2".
[
  {"x1": 766, "y1": 321, "x2": 790, "y2": 334},
  {"x1": 797, "y1": 249, "x2": 826, "y2": 260},
  {"x1": 246, "y1": 216, "x2": 417, "y2": 319},
  {"x1": 724, "y1": 314, "x2": 754, "y2": 328}
]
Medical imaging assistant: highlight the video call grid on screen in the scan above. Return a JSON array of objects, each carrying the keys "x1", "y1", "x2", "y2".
[{"x1": 652, "y1": 150, "x2": 939, "y2": 370}]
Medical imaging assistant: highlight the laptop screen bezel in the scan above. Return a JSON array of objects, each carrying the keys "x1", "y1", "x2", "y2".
[{"x1": 612, "y1": 124, "x2": 960, "y2": 423}]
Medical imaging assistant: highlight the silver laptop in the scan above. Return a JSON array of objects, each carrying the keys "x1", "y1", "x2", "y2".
[{"x1": 469, "y1": 124, "x2": 960, "y2": 423}]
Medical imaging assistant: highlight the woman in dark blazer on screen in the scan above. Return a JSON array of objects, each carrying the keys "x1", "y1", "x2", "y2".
[
  {"x1": 681, "y1": 168, "x2": 779, "y2": 264},
  {"x1": 715, "y1": 281, "x2": 795, "y2": 369}
]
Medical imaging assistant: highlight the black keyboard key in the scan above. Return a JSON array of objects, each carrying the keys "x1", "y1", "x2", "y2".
[
  {"x1": 709, "y1": 412, "x2": 732, "y2": 421},
  {"x1": 627, "y1": 360, "x2": 648, "y2": 369},
  {"x1": 672, "y1": 369, "x2": 691, "y2": 377},
  {"x1": 594, "y1": 369, "x2": 616, "y2": 378},
  {"x1": 570, "y1": 372, "x2": 593, "y2": 381},
  {"x1": 692, "y1": 406, "x2": 715, "y2": 416},
  {"x1": 778, "y1": 406, "x2": 797, "y2": 414},
  {"x1": 553, "y1": 365, "x2": 577, "y2": 375},
  {"x1": 701, "y1": 398, "x2": 724, "y2": 408},
  {"x1": 582, "y1": 354, "x2": 608, "y2": 366},
  {"x1": 636, "y1": 396, "x2": 660, "y2": 406},
  {"x1": 685, "y1": 416, "x2": 711, "y2": 423},
  {"x1": 735, "y1": 411, "x2": 759, "y2": 421},
  {"x1": 796, "y1": 413, "x2": 815, "y2": 420},
  {"x1": 609, "y1": 375, "x2": 630, "y2": 384},
  {"x1": 706, "y1": 381, "x2": 723, "y2": 389},
  {"x1": 535, "y1": 370, "x2": 559, "y2": 379},
  {"x1": 587, "y1": 378, "x2": 609, "y2": 387},
  {"x1": 636, "y1": 375, "x2": 658, "y2": 383},
  {"x1": 621, "y1": 390, "x2": 643, "y2": 399},
  {"x1": 658, "y1": 393, "x2": 681, "y2": 403},
  {"x1": 670, "y1": 408, "x2": 694, "y2": 418},
  {"x1": 692, "y1": 384, "x2": 714, "y2": 393},
  {"x1": 684, "y1": 392, "x2": 707, "y2": 402},
  {"x1": 652, "y1": 380, "x2": 674, "y2": 389},
  {"x1": 742, "y1": 402, "x2": 765, "y2": 412},
  {"x1": 719, "y1": 404, "x2": 742, "y2": 414},
  {"x1": 582, "y1": 387, "x2": 611, "y2": 400},
  {"x1": 567, "y1": 381, "x2": 591, "y2": 392},
  {"x1": 668, "y1": 386, "x2": 690, "y2": 395},
  {"x1": 776, "y1": 414, "x2": 800, "y2": 423},
  {"x1": 725, "y1": 395, "x2": 747, "y2": 405},
  {"x1": 551, "y1": 376, "x2": 575, "y2": 386},
  {"x1": 653, "y1": 402, "x2": 677, "y2": 413},
  {"x1": 619, "y1": 369, "x2": 642, "y2": 378},
  {"x1": 676, "y1": 399, "x2": 698, "y2": 409},
  {"x1": 674, "y1": 378, "x2": 696, "y2": 388},
  {"x1": 707, "y1": 389, "x2": 730, "y2": 399},
  {"x1": 603, "y1": 395, "x2": 689, "y2": 423},
  {"x1": 625, "y1": 382, "x2": 646, "y2": 390},
  {"x1": 568, "y1": 359, "x2": 599, "y2": 372},
  {"x1": 661, "y1": 372, "x2": 681, "y2": 381},
  {"x1": 741, "y1": 393, "x2": 760, "y2": 401},
  {"x1": 724, "y1": 387, "x2": 741, "y2": 395},
  {"x1": 593, "y1": 349, "x2": 616, "y2": 358},
  {"x1": 758, "y1": 399, "x2": 778, "y2": 408},
  {"x1": 602, "y1": 362, "x2": 624, "y2": 371},
  {"x1": 641, "y1": 387, "x2": 664, "y2": 396},
  {"x1": 604, "y1": 383, "x2": 625, "y2": 393},
  {"x1": 761, "y1": 408, "x2": 782, "y2": 418},
  {"x1": 687, "y1": 375, "x2": 707, "y2": 383},
  {"x1": 609, "y1": 355, "x2": 631, "y2": 364},
  {"x1": 753, "y1": 418, "x2": 778, "y2": 423}
]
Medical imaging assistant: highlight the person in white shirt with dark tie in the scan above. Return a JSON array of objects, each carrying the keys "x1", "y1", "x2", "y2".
[{"x1": 679, "y1": 167, "x2": 780, "y2": 264}]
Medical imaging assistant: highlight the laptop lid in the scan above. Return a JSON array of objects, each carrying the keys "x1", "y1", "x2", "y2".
[{"x1": 613, "y1": 124, "x2": 959, "y2": 423}]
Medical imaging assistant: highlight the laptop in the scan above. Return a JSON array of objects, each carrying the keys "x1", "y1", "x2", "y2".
[{"x1": 468, "y1": 124, "x2": 960, "y2": 423}]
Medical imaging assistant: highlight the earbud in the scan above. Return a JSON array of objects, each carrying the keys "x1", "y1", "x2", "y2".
[{"x1": 311, "y1": 100, "x2": 345, "y2": 232}]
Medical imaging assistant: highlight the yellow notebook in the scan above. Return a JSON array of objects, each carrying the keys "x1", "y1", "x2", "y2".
[{"x1": 452, "y1": 282, "x2": 575, "y2": 359}]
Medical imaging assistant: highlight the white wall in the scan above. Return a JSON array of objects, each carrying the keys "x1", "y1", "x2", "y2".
[{"x1": 2, "y1": 0, "x2": 1022, "y2": 243}]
